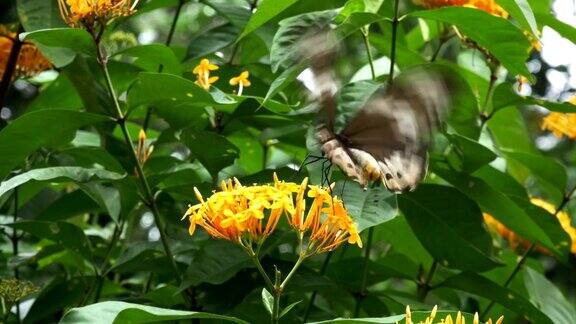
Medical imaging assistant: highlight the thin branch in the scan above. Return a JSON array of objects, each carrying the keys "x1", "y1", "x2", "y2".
[
  {"x1": 0, "y1": 25, "x2": 24, "y2": 114},
  {"x1": 387, "y1": 0, "x2": 400, "y2": 86},
  {"x1": 417, "y1": 260, "x2": 438, "y2": 301},
  {"x1": 354, "y1": 227, "x2": 375, "y2": 317},
  {"x1": 361, "y1": 27, "x2": 376, "y2": 80}
]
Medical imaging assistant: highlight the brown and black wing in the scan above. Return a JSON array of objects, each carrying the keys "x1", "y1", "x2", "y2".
[{"x1": 341, "y1": 68, "x2": 452, "y2": 192}]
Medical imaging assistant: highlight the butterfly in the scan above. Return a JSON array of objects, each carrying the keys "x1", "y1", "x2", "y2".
[{"x1": 300, "y1": 32, "x2": 452, "y2": 193}]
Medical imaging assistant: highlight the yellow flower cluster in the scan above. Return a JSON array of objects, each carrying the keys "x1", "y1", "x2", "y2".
[
  {"x1": 402, "y1": 305, "x2": 503, "y2": 324},
  {"x1": 58, "y1": 0, "x2": 139, "y2": 27},
  {"x1": 183, "y1": 174, "x2": 362, "y2": 254},
  {"x1": 0, "y1": 27, "x2": 52, "y2": 80},
  {"x1": 192, "y1": 58, "x2": 251, "y2": 95},
  {"x1": 541, "y1": 97, "x2": 576, "y2": 140},
  {"x1": 484, "y1": 198, "x2": 576, "y2": 254},
  {"x1": 413, "y1": 0, "x2": 508, "y2": 18}
]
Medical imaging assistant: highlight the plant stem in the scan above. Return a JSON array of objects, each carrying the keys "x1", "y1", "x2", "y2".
[
  {"x1": 480, "y1": 65, "x2": 499, "y2": 128},
  {"x1": 302, "y1": 252, "x2": 333, "y2": 322},
  {"x1": 95, "y1": 41, "x2": 190, "y2": 306},
  {"x1": 0, "y1": 25, "x2": 24, "y2": 119},
  {"x1": 249, "y1": 251, "x2": 275, "y2": 291},
  {"x1": 417, "y1": 259, "x2": 438, "y2": 301},
  {"x1": 11, "y1": 188, "x2": 20, "y2": 323},
  {"x1": 481, "y1": 184, "x2": 576, "y2": 320},
  {"x1": 361, "y1": 27, "x2": 376, "y2": 80},
  {"x1": 354, "y1": 227, "x2": 374, "y2": 317},
  {"x1": 280, "y1": 254, "x2": 305, "y2": 290},
  {"x1": 387, "y1": 0, "x2": 400, "y2": 86},
  {"x1": 142, "y1": 0, "x2": 185, "y2": 131}
]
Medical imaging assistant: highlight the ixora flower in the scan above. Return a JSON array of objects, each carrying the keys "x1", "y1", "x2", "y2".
[
  {"x1": 229, "y1": 71, "x2": 251, "y2": 96},
  {"x1": 413, "y1": 0, "x2": 508, "y2": 17},
  {"x1": 0, "y1": 26, "x2": 52, "y2": 79},
  {"x1": 183, "y1": 174, "x2": 362, "y2": 254},
  {"x1": 402, "y1": 305, "x2": 503, "y2": 324},
  {"x1": 484, "y1": 198, "x2": 576, "y2": 254},
  {"x1": 58, "y1": 0, "x2": 139, "y2": 28},
  {"x1": 193, "y1": 58, "x2": 219, "y2": 90},
  {"x1": 541, "y1": 97, "x2": 576, "y2": 140},
  {"x1": 136, "y1": 129, "x2": 153, "y2": 165}
]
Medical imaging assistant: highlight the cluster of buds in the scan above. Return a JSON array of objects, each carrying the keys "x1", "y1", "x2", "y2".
[
  {"x1": 413, "y1": 0, "x2": 508, "y2": 17},
  {"x1": 58, "y1": 0, "x2": 140, "y2": 33}
]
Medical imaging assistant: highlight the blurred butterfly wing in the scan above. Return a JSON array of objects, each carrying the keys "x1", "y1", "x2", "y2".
[{"x1": 341, "y1": 68, "x2": 451, "y2": 192}]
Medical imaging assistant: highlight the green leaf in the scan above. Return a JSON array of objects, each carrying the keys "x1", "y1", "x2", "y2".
[
  {"x1": 38, "y1": 190, "x2": 100, "y2": 221},
  {"x1": 8, "y1": 221, "x2": 92, "y2": 261},
  {"x1": 445, "y1": 133, "x2": 497, "y2": 173},
  {"x1": 17, "y1": 0, "x2": 66, "y2": 31},
  {"x1": 0, "y1": 110, "x2": 112, "y2": 180},
  {"x1": 183, "y1": 240, "x2": 251, "y2": 287},
  {"x1": 334, "y1": 80, "x2": 382, "y2": 133},
  {"x1": 60, "y1": 301, "x2": 249, "y2": 324},
  {"x1": 239, "y1": 0, "x2": 300, "y2": 40},
  {"x1": 181, "y1": 129, "x2": 239, "y2": 179},
  {"x1": 497, "y1": 0, "x2": 539, "y2": 38},
  {"x1": 26, "y1": 74, "x2": 84, "y2": 112},
  {"x1": 187, "y1": 23, "x2": 240, "y2": 59},
  {"x1": 127, "y1": 72, "x2": 236, "y2": 109},
  {"x1": 398, "y1": 184, "x2": 498, "y2": 271},
  {"x1": 503, "y1": 150, "x2": 567, "y2": 205},
  {"x1": 112, "y1": 242, "x2": 173, "y2": 274},
  {"x1": 26, "y1": 277, "x2": 89, "y2": 323},
  {"x1": 334, "y1": 182, "x2": 398, "y2": 232},
  {"x1": 440, "y1": 272, "x2": 553, "y2": 323},
  {"x1": 261, "y1": 288, "x2": 274, "y2": 315},
  {"x1": 78, "y1": 183, "x2": 122, "y2": 223},
  {"x1": 336, "y1": 12, "x2": 384, "y2": 38},
  {"x1": 270, "y1": 10, "x2": 336, "y2": 72},
  {"x1": 432, "y1": 164, "x2": 559, "y2": 255},
  {"x1": 524, "y1": 267, "x2": 576, "y2": 324},
  {"x1": 487, "y1": 106, "x2": 535, "y2": 153},
  {"x1": 310, "y1": 311, "x2": 477, "y2": 323},
  {"x1": 114, "y1": 44, "x2": 182, "y2": 75},
  {"x1": 22, "y1": 28, "x2": 96, "y2": 67},
  {"x1": 279, "y1": 300, "x2": 302, "y2": 318},
  {"x1": 264, "y1": 63, "x2": 307, "y2": 104},
  {"x1": 411, "y1": 7, "x2": 531, "y2": 77},
  {"x1": 492, "y1": 83, "x2": 576, "y2": 113},
  {"x1": 0, "y1": 167, "x2": 125, "y2": 200}
]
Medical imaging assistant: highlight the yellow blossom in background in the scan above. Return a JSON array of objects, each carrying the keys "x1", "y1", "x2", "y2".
[
  {"x1": 193, "y1": 58, "x2": 219, "y2": 90},
  {"x1": 413, "y1": 0, "x2": 508, "y2": 18},
  {"x1": 58, "y1": 0, "x2": 139, "y2": 28},
  {"x1": 184, "y1": 174, "x2": 362, "y2": 254},
  {"x1": 0, "y1": 27, "x2": 52, "y2": 80},
  {"x1": 229, "y1": 71, "x2": 251, "y2": 96},
  {"x1": 401, "y1": 305, "x2": 503, "y2": 324},
  {"x1": 541, "y1": 96, "x2": 576, "y2": 140},
  {"x1": 483, "y1": 198, "x2": 576, "y2": 254}
]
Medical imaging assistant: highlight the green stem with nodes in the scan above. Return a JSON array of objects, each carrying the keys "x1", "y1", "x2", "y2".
[
  {"x1": 94, "y1": 38, "x2": 191, "y2": 307},
  {"x1": 354, "y1": 227, "x2": 374, "y2": 317},
  {"x1": 361, "y1": 27, "x2": 376, "y2": 80},
  {"x1": 480, "y1": 184, "x2": 576, "y2": 320},
  {"x1": 388, "y1": 0, "x2": 400, "y2": 86}
]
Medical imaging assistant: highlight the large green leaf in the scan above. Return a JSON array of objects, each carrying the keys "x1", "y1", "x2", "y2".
[
  {"x1": 59, "y1": 301, "x2": 248, "y2": 324},
  {"x1": 22, "y1": 28, "x2": 96, "y2": 67},
  {"x1": 127, "y1": 72, "x2": 236, "y2": 109},
  {"x1": 398, "y1": 184, "x2": 498, "y2": 271},
  {"x1": 37, "y1": 190, "x2": 100, "y2": 221},
  {"x1": 8, "y1": 221, "x2": 92, "y2": 261},
  {"x1": 0, "y1": 110, "x2": 112, "y2": 180},
  {"x1": 411, "y1": 7, "x2": 531, "y2": 77},
  {"x1": 270, "y1": 10, "x2": 336, "y2": 72},
  {"x1": 114, "y1": 44, "x2": 182, "y2": 75},
  {"x1": 184, "y1": 240, "x2": 251, "y2": 287},
  {"x1": 334, "y1": 182, "x2": 397, "y2": 232},
  {"x1": 239, "y1": 0, "x2": 300, "y2": 40},
  {"x1": 0, "y1": 167, "x2": 124, "y2": 200},
  {"x1": 440, "y1": 272, "x2": 553, "y2": 323},
  {"x1": 17, "y1": 0, "x2": 66, "y2": 31},
  {"x1": 26, "y1": 277, "x2": 89, "y2": 323},
  {"x1": 497, "y1": 0, "x2": 539, "y2": 38},
  {"x1": 187, "y1": 23, "x2": 240, "y2": 59},
  {"x1": 492, "y1": 83, "x2": 576, "y2": 113},
  {"x1": 180, "y1": 129, "x2": 239, "y2": 179},
  {"x1": 445, "y1": 133, "x2": 497, "y2": 173},
  {"x1": 524, "y1": 267, "x2": 576, "y2": 324}
]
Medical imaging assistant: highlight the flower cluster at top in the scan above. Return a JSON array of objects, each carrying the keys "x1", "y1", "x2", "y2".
[
  {"x1": 541, "y1": 96, "x2": 576, "y2": 140},
  {"x1": 402, "y1": 305, "x2": 503, "y2": 324},
  {"x1": 58, "y1": 0, "x2": 139, "y2": 28},
  {"x1": 0, "y1": 26, "x2": 52, "y2": 80},
  {"x1": 183, "y1": 174, "x2": 362, "y2": 255},
  {"x1": 413, "y1": 0, "x2": 508, "y2": 18},
  {"x1": 192, "y1": 58, "x2": 251, "y2": 95},
  {"x1": 484, "y1": 198, "x2": 576, "y2": 254}
]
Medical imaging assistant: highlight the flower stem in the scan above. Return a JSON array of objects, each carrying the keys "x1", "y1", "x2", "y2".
[
  {"x1": 248, "y1": 249, "x2": 275, "y2": 291},
  {"x1": 354, "y1": 227, "x2": 374, "y2": 317},
  {"x1": 387, "y1": 0, "x2": 400, "y2": 86},
  {"x1": 361, "y1": 27, "x2": 376, "y2": 80},
  {"x1": 95, "y1": 40, "x2": 190, "y2": 306}
]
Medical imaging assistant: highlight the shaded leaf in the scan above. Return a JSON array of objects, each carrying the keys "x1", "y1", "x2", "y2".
[{"x1": 524, "y1": 267, "x2": 576, "y2": 324}]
